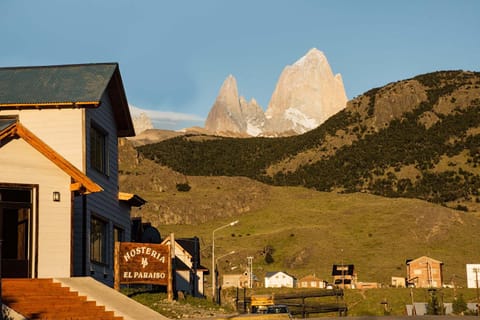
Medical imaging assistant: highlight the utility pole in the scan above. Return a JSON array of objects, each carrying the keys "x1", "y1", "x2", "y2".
[
  {"x1": 452, "y1": 274, "x2": 457, "y2": 300},
  {"x1": 247, "y1": 256, "x2": 253, "y2": 288},
  {"x1": 341, "y1": 248, "x2": 345, "y2": 289},
  {"x1": 475, "y1": 268, "x2": 480, "y2": 316},
  {"x1": 410, "y1": 286, "x2": 416, "y2": 316}
]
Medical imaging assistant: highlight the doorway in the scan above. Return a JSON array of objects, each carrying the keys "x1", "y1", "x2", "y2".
[{"x1": 0, "y1": 186, "x2": 33, "y2": 278}]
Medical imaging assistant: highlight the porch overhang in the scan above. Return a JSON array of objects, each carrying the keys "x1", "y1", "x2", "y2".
[{"x1": 118, "y1": 192, "x2": 146, "y2": 207}]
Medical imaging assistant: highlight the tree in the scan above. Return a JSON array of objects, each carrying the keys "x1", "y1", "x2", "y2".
[
  {"x1": 452, "y1": 294, "x2": 468, "y2": 315},
  {"x1": 426, "y1": 289, "x2": 444, "y2": 315},
  {"x1": 263, "y1": 245, "x2": 275, "y2": 264}
]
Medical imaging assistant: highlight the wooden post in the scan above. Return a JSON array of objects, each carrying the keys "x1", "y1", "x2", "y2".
[
  {"x1": 167, "y1": 233, "x2": 175, "y2": 301},
  {"x1": 114, "y1": 242, "x2": 120, "y2": 291}
]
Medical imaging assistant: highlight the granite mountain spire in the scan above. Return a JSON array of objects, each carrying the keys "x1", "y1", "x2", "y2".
[{"x1": 204, "y1": 48, "x2": 347, "y2": 136}]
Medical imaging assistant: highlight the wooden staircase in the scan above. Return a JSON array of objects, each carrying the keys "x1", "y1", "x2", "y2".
[{"x1": 2, "y1": 278, "x2": 124, "y2": 320}]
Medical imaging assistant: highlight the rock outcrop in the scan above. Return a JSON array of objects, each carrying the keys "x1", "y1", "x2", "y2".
[
  {"x1": 264, "y1": 48, "x2": 348, "y2": 135},
  {"x1": 204, "y1": 48, "x2": 347, "y2": 136},
  {"x1": 204, "y1": 75, "x2": 266, "y2": 136},
  {"x1": 132, "y1": 111, "x2": 154, "y2": 135},
  {"x1": 204, "y1": 75, "x2": 243, "y2": 134}
]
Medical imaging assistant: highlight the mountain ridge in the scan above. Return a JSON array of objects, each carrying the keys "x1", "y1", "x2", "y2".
[
  {"x1": 137, "y1": 70, "x2": 480, "y2": 212},
  {"x1": 119, "y1": 69, "x2": 480, "y2": 289}
]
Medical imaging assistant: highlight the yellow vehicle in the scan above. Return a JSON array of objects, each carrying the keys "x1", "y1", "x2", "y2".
[
  {"x1": 217, "y1": 294, "x2": 293, "y2": 319},
  {"x1": 251, "y1": 294, "x2": 274, "y2": 314},
  {"x1": 248, "y1": 295, "x2": 292, "y2": 319}
]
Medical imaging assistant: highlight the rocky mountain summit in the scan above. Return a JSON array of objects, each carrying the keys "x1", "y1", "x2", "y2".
[
  {"x1": 205, "y1": 48, "x2": 347, "y2": 136},
  {"x1": 204, "y1": 75, "x2": 265, "y2": 136},
  {"x1": 138, "y1": 70, "x2": 480, "y2": 212},
  {"x1": 131, "y1": 111, "x2": 154, "y2": 135}
]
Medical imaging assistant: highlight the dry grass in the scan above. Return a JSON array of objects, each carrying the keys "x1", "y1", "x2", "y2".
[{"x1": 158, "y1": 187, "x2": 480, "y2": 288}]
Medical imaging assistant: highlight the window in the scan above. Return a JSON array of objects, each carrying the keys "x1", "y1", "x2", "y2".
[
  {"x1": 113, "y1": 226, "x2": 124, "y2": 243},
  {"x1": 90, "y1": 216, "x2": 107, "y2": 264},
  {"x1": 90, "y1": 124, "x2": 109, "y2": 175}
]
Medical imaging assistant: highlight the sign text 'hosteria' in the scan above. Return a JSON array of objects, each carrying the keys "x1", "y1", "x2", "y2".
[{"x1": 116, "y1": 242, "x2": 170, "y2": 285}]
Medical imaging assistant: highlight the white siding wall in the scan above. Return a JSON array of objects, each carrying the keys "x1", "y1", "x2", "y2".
[
  {"x1": 466, "y1": 264, "x2": 480, "y2": 288},
  {"x1": 0, "y1": 139, "x2": 72, "y2": 278},
  {"x1": 265, "y1": 272, "x2": 295, "y2": 288},
  {"x1": 0, "y1": 93, "x2": 132, "y2": 286},
  {"x1": 0, "y1": 109, "x2": 85, "y2": 169}
]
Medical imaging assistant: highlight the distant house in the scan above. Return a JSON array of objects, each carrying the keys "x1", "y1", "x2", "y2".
[
  {"x1": 297, "y1": 274, "x2": 326, "y2": 289},
  {"x1": 332, "y1": 264, "x2": 355, "y2": 289},
  {"x1": 265, "y1": 271, "x2": 296, "y2": 288},
  {"x1": 161, "y1": 236, "x2": 208, "y2": 297},
  {"x1": 223, "y1": 271, "x2": 259, "y2": 288},
  {"x1": 391, "y1": 276, "x2": 407, "y2": 288},
  {"x1": 406, "y1": 256, "x2": 443, "y2": 288},
  {"x1": 0, "y1": 63, "x2": 143, "y2": 286},
  {"x1": 466, "y1": 264, "x2": 480, "y2": 288}
]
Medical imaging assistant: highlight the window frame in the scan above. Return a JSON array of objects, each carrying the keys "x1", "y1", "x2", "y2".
[
  {"x1": 90, "y1": 123, "x2": 109, "y2": 176},
  {"x1": 90, "y1": 215, "x2": 108, "y2": 265},
  {"x1": 113, "y1": 226, "x2": 124, "y2": 243}
]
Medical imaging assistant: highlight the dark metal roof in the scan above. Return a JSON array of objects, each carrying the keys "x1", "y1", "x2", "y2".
[
  {"x1": 177, "y1": 237, "x2": 201, "y2": 265},
  {"x1": 0, "y1": 63, "x2": 135, "y2": 137},
  {"x1": 331, "y1": 264, "x2": 355, "y2": 276},
  {"x1": 0, "y1": 63, "x2": 116, "y2": 105},
  {"x1": 265, "y1": 271, "x2": 296, "y2": 279}
]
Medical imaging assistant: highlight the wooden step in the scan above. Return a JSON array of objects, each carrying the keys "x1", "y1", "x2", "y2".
[{"x1": 2, "y1": 278, "x2": 124, "y2": 320}]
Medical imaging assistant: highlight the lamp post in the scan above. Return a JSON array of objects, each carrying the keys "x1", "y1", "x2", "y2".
[
  {"x1": 215, "y1": 250, "x2": 236, "y2": 298},
  {"x1": 247, "y1": 256, "x2": 253, "y2": 288},
  {"x1": 212, "y1": 220, "x2": 238, "y2": 303},
  {"x1": 214, "y1": 250, "x2": 235, "y2": 306}
]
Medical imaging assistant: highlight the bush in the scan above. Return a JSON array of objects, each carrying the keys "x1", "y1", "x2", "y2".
[
  {"x1": 452, "y1": 294, "x2": 468, "y2": 315},
  {"x1": 176, "y1": 183, "x2": 191, "y2": 192}
]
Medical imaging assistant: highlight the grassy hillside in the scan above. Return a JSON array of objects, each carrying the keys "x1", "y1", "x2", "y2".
[
  {"x1": 137, "y1": 70, "x2": 480, "y2": 211},
  {"x1": 156, "y1": 187, "x2": 480, "y2": 288},
  {"x1": 118, "y1": 70, "x2": 480, "y2": 298}
]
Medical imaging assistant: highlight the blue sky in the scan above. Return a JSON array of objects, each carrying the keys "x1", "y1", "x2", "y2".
[{"x1": 1, "y1": 0, "x2": 479, "y2": 130}]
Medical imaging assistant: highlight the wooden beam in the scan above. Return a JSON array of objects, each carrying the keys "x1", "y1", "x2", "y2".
[
  {"x1": 70, "y1": 182, "x2": 83, "y2": 192},
  {"x1": 15, "y1": 123, "x2": 102, "y2": 193},
  {"x1": 0, "y1": 101, "x2": 100, "y2": 108},
  {"x1": 0, "y1": 123, "x2": 17, "y2": 141}
]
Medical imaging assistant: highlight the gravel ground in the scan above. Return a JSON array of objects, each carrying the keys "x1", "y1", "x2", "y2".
[{"x1": 152, "y1": 298, "x2": 238, "y2": 319}]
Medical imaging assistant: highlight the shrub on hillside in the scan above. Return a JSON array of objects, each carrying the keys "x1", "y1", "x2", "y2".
[{"x1": 176, "y1": 183, "x2": 191, "y2": 192}]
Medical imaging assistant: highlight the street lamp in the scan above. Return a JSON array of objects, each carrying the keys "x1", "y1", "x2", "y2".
[
  {"x1": 216, "y1": 250, "x2": 236, "y2": 264},
  {"x1": 214, "y1": 250, "x2": 235, "y2": 305},
  {"x1": 212, "y1": 220, "x2": 238, "y2": 302}
]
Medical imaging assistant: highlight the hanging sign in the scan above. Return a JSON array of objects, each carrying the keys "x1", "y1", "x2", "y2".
[{"x1": 114, "y1": 242, "x2": 171, "y2": 288}]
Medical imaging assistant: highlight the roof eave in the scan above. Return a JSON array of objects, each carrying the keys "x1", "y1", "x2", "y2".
[
  {"x1": 108, "y1": 65, "x2": 135, "y2": 137},
  {"x1": 118, "y1": 192, "x2": 147, "y2": 207}
]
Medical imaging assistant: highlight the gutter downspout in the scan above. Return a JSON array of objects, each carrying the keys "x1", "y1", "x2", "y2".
[{"x1": 82, "y1": 194, "x2": 87, "y2": 276}]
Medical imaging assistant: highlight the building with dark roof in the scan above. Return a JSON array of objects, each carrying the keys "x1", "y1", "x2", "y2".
[
  {"x1": 0, "y1": 63, "x2": 143, "y2": 286},
  {"x1": 332, "y1": 264, "x2": 356, "y2": 289}
]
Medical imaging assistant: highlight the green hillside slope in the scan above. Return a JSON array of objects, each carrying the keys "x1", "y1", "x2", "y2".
[
  {"x1": 158, "y1": 187, "x2": 480, "y2": 287},
  {"x1": 120, "y1": 70, "x2": 480, "y2": 289}
]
